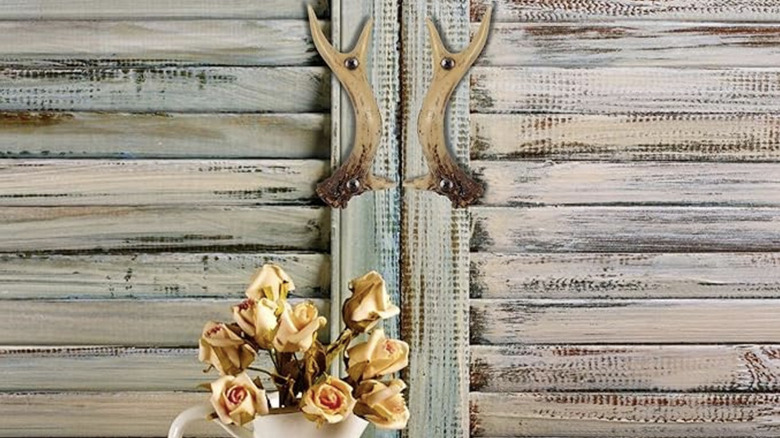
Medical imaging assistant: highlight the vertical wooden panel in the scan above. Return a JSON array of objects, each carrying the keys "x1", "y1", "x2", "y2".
[{"x1": 401, "y1": 1, "x2": 472, "y2": 437}]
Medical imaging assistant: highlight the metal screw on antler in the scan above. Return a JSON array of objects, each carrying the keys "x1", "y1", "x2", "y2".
[
  {"x1": 405, "y1": 7, "x2": 493, "y2": 208},
  {"x1": 307, "y1": 6, "x2": 393, "y2": 208}
]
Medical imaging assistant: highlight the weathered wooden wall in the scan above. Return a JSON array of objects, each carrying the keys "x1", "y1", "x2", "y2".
[
  {"x1": 467, "y1": 1, "x2": 780, "y2": 436},
  {"x1": 0, "y1": 1, "x2": 331, "y2": 436}
]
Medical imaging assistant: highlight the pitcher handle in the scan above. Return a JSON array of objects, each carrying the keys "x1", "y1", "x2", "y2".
[{"x1": 168, "y1": 404, "x2": 253, "y2": 438}]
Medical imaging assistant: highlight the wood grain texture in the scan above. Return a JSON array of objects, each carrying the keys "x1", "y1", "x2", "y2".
[
  {"x1": 470, "y1": 392, "x2": 780, "y2": 437},
  {"x1": 470, "y1": 345, "x2": 780, "y2": 392},
  {"x1": 0, "y1": 159, "x2": 326, "y2": 206},
  {"x1": 470, "y1": 252, "x2": 780, "y2": 299},
  {"x1": 0, "y1": 392, "x2": 222, "y2": 437},
  {"x1": 0, "y1": 298, "x2": 328, "y2": 346},
  {"x1": 470, "y1": 113, "x2": 780, "y2": 162},
  {"x1": 473, "y1": 0, "x2": 780, "y2": 22},
  {"x1": 0, "y1": 253, "x2": 329, "y2": 299},
  {"x1": 0, "y1": 0, "x2": 328, "y2": 19},
  {"x1": 0, "y1": 113, "x2": 329, "y2": 159},
  {"x1": 480, "y1": 22, "x2": 780, "y2": 68},
  {"x1": 0, "y1": 20, "x2": 324, "y2": 67},
  {"x1": 474, "y1": 161, "x2": 780, "y2": 207},
  {"x1": 0, "y1": 206, "x2": 329, "y2": 252},
  {"x1": 470, "y1": 207, "x2": 780, "y2": 253},
  {"x1": 470, "y1": 67, "x2": 780, "y2": 114},
  {"x1": 0, "y1": 67, "x2": 328, "y2": 113},
  {"x1": 470, "y1": 299, "x2": 780, "y2": 344}
]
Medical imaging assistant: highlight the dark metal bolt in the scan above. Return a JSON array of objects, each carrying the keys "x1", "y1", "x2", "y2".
[
  {"x1": 439, "y1": 178, "x2": 454, "y2": 192},
  {"x1": 440, "y1": 57, "x2": 456, "y2": 70},
  {"x1": 346, "y1": 178, "x2": 361, "y2": 192},
  {"x1": 344, "y1": 57, "x2": 360, "y2": 70}
]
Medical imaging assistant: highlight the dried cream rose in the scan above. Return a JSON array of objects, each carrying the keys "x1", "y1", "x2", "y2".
[
  {"x1": 272, "y1": 301, "x2": 327, "y2": 353},
  {"x1": 342, "y1": 271, "x2": 399, "y2": 333},
  {"x1": 199, "y1": 321, "x2": 256, "y2": 376},
  {"x1": 354, "y1": 379, "x2": 410, "y2": 430},
  {"x1": 347, "y1": 328, "x2": 409, "y2": 380},
  {"x1": 232, "y1": 298, "x2": 279, "y2": 350},
  {"x1": 301, "y1": 375, "x2": 356, "y2": 426},
  {"x1": 210, "y1": 372, "x2": 269, "y2": 426},
  {"x1": 245, "y1": 264, "x2": 295, "y2": 304}
]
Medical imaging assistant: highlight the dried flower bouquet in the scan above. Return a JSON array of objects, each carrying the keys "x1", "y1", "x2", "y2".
[{"x1": 197, "y1": 264, "x2": 410, "y2": 430}]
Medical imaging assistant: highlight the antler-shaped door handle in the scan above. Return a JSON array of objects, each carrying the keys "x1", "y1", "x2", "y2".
[
  {"x1": 308, "y1": 6, "x2": 393, "y2": 208},
  {"x1": 406, "y1": 7, "x2": 492, "y2": 208}
]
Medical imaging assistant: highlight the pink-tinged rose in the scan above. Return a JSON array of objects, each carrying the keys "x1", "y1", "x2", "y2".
[
  {"x1": 342, "y1": 271, "x2": 399, "y2": 333},
  {"x1": 272, "y1": 301, "x2": 327, "y2": 353},
  {"x1": 198, "y1": 321, "x2": 256, "y2": 375},
  {"x1": 210, "y1": 372, "x2": 269, "y2": 425},
  {"x1": 347, "y1": 328, "x2": 409, "y2": 380},
  {"x1": 245, "y1": 264, "x2": 295, "y2": 304},
  {"x1": 301, "y1": 375, "x2": 356, "y2": 426},
  {"x1": 232, "y1": 298, "x2": 279, "y2": 350},
  {"x1": 354, "y1": 379, "x2": 410, "y2": 430}
]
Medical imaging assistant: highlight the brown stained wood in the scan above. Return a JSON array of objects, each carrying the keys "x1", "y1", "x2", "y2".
[
  {"x1": 470, "y1": 392, "x2": 780, "y2": 437},
  {"x1": 474, "y1": 161, "x2": 780, "y2": 207},
  {"x1": 0, "y1": 0, "x2": 327, "y2": 20},
  {"x1": 405, "y1": 7, "x2": 491, "y2": 207},
  {"x1": 470, "y1": 299, "x2": 780, "y2": 344},
  {"x1": 0, "y1": 159, "x2": 326, "y2": 206},
  {"x1": 0, "y1": 113, "x2": 329, "y2": 159},
  {"x1": 0, "y1": 253, "x2": 329, "y2": 299},
  {"x1": 0, "y1": 20, "x2": 324, "y2": 67},
  {"x1": 470, "y1": 207, "x2": 780, "y2": 253},
  {"x1": 470, "y1": 67, "x2": 780, "y2": 114},
  {"x1": 0, "y1": 206, "x2": 329, "y2": 253},
  {"x1": 0, "y1": 67, "x2": 329, "y2": 113},
  {"x1": 470, "y1": 345, "x2": 780, "y2": 392},
  {"x1": 470, "y1": 253, "x2": 780, "y2": 299},
  {"x1": 470, "y1": 114, "x2": 780, "y2": 162},
  {"x1": 479, "y1": 22, "x2": 780, "y2": 68},
  {"x1": 474, "y1": 0, "x2": 780, "y2": 22},
  {"x1": 0, "y1": 392, "x2": 223, "y2": 437},
  {"x1": 0, "y1": 298, "x2": 329, "y2": 346}
]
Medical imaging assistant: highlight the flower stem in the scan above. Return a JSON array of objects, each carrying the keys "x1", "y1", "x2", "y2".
[{"x1": 325, "y1": 328, "x2": 355, "y2": 368}]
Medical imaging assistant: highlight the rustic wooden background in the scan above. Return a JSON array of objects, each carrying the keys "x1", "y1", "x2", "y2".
[{"x1": 468, "y1": 0, "x2": 780, "y2": 436}]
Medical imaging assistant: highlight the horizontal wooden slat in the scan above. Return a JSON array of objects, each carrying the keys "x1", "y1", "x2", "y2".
[
  {"x1": 0, "y1": 298, "x2": 328, "y2": 346},
  {"x1": 470, "y1": 253, "x2": 780, "y2": 299},
  {"x1": 0, "y1": 392, "x2": 222, "y2": 437},
  {"x1": 0, "y1": 67, "x2": 328, "y2": 113},
  {"x1": 470, "y1": 113, "x2": 780, "y2": 162},
  {"x1": 470, "y1": 392, "x2": 780, "y2": 437},
  {"x1": 471, "y1": 67, "x2": 780, "y2": 114},
  {"x1": 471, "y1": 345, "x2": 780, "y2": 392},
  {"x1": 0, "y1": 20, "x2": 323, "y2": 67},
  {"x1": 0, "y1": 159, "x2": 326, "y2": 206},
  {"x1": 471, "y1": 207, "x2": 780, "y2": 253},
  {"x1": 0, "y1": 347, "x2": 279, "y2": 391},
  {"x1": 0, "y1": 206, "x2": 329, "y2": 252},
  {"x1": 474, "y1": 0, "x2": 780, "y2": 22},
  {"x1": 480, "y1": 22, "x2": 780, "y2": 68},
  {"x1": 0, "y1": 113, "x2": 329, "y2": 159},
  {"x1": 0, "y1": 0, "x2": 327, "y2": 20},
  {"x1": 0, "y1": 253, "x2": 329, "y2": 299},
  {"x1": 475, "y1": 161, "x2": 780, "y2": 207},
  {"x1": 470, "y1": 299, "x2": 780, "y2": 344}
]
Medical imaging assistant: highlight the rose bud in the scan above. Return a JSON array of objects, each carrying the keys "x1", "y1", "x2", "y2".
[
  {"x1": 301, "y1": 375, "x2": 356, "y2": 426},
  {"x1": 347, "y1": 328, "x2": 409, "y2": 380},
  {"x1": 210, "y1": 372, "x2": 269, "y2": 425},
  {"x1": 232, "y1": 298, "x2": 279, "y2": 350},
  {"x1": 199, "y1": 321, "x2": 256, "y2": 376},
  {"x1": 272, "y1": 301, "x2": 327, "y2": 353},
  {"x1": 245, "y1": 264, "x2": 295, "y2": 304},
  {"x1": 354, "y1": 379, "x2": 410, "y2": 430},
  {"x1": 342, "y1": 271, "x2": 399, "y2": 333}
]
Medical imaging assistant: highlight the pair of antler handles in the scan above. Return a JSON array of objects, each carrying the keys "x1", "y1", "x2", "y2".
[{"x1": 307, "y1": 6, "x2": 492, "y2": 208}]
